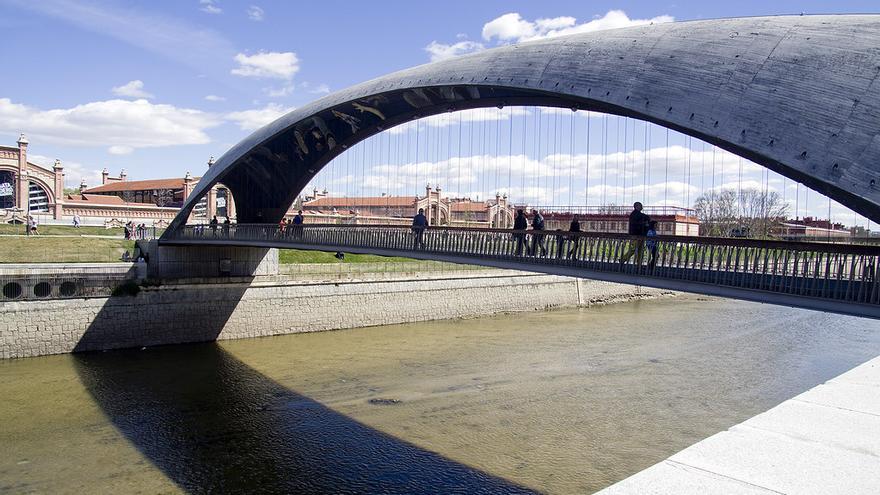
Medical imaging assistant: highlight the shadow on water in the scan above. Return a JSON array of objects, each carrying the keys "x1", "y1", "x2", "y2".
[{"x1": 72, "y1": 343, "x2": 536, "y2": 494}]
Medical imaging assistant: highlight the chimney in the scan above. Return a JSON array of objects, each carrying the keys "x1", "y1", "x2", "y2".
[
  {"x1": 120, "y1": 168, "x2": 127, "y2": 181},
  {"x1": 207, "y1": 156, "x2": 215, "y2": 168},
  {"x1": 80, "y1": 178, "x2": 88, "y2": 191},
  {"x1": 102, "y1": 168, "x2": 109, "y2": 184}
]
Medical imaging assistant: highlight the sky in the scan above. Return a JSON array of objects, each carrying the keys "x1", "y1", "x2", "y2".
[{"x1": 0, "y1": 0, "x2": 877, "y2": 226}]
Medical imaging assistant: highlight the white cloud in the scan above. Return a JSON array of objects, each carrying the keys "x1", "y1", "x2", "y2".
[
  {"x1": 308, "y1": 83, "x2": 330, "y2": 95},
  {"x1": 424, "y1": 40, "x2": 485, "y2": 62},
  {"x1": 389, "y1": 107, "x2": 530, "y2": 134},
  {"x1": 111, "y1": 80, "x2": 154, "y2": 99},
  {"x1": 204, "y1": 94, "x2": 226, "y2": 102},
  {"x1": 264, "y1": 84, "x2": 294, "y2": 98},
  {"x1": 200, "y1": 0, "x2": 222, "y2": 14},
  {"x1": 247, "y1": 5, "x2": 264, "y2": 21},
  {"x1": 225, "y1": 103, "x2": 294, "y2": 131},
  {"x1": 108, "y1": 145, "x2": 133, "y2": 155},
  {"x1": 231, "y1": 51, "x2": 300, "y2": 80},
  {"x1": 482, "y1": 10, "x2": 674, "y2": 43},
  {"x1": 0, "y1": 98, "x2": 219, "y2": 152},
  {"x1": 29, "y1": 154, "x2": 102, "y2": 189},
  {"x1": 8, "y1": 0, "x2": 237, "y2": 74}
]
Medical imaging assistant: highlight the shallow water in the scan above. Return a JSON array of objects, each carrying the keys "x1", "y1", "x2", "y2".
[{"x1": 2, "y1": 296, "x2": 880, "y2": 494}]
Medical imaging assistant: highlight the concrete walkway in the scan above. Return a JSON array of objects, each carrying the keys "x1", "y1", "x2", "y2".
[{"x1": 598, "y1": 355, "x2": 880, "y2": 494}]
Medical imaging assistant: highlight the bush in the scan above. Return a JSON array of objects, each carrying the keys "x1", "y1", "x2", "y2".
[{"x1": 111, "y1": 280, "x2": 141, "y2": 297}]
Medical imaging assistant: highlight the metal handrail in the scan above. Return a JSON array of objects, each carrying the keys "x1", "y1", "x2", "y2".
[
  {"x1": 203, "y1": 223, "x2": 880, "y2": 256},
  {"x1": 166, "y1": 223, "x2": 880, "y2": 307}
]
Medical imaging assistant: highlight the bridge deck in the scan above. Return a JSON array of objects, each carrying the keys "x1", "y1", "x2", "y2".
[{"x1": 161, "y1": 224, "x2": 880, "y2": 319}]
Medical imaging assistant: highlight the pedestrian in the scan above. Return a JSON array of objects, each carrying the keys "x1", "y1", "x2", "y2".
[
  {"x1": 72, "y1": 214, "x2": 81, "y2": 228},
  {"x1": 412, "y1": 207, "x2": 428, "y2": 249},
  {"x1": 278, "y1": 217, "x2": 287, "y2": 238},
  {"x1": 210, "y1": 215, "x2": 219, "y2": 237},
  {"x1": 27, "y1": 215, "x2": 39, "y2": 235},
  {"x1": 531, "y1": 209, "x2": 547, "y2": 257},
  {"x1": 513, "y1": 209, "x2": 528, "y2": 256},
  {"x1": 554, "y1": 229, "x2": 567, "y2": 259},
  {"x1": 223, "y1": 217, "x2": 231, "y2": 237},
  {"x1": 139, "y1": 223, "x2": 146, "y2": 239},
  {"x1": 568, "y1": 214, "x2": 581, "y2": 259},
  {"x1": 646, "y1": 220, "x2": 659, "y2": 269},
  {"x1": 124, "y1": 221, "x2": 131, "y2": 240},
  {"x1": 620, "y1": 202, "x2": 651, "y2": 264},
  {"x1": 293, "y1": 209, "x2": 304, "y2": 239}
]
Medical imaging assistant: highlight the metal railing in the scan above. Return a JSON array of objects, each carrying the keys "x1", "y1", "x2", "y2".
[{"x1": 165, "y1": 223, "x2": 880, "y2": 309}]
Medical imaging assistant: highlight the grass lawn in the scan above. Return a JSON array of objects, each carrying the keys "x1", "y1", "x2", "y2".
[
  {"x1": 0, "y1": 237, "x2": 135, "y2": 263},
  {"x1": 278, "y1": 249, "x2": 417, "y2": 264},
  {"x1": 0, "y1": 224, "x2": 125, "y2": 237}
]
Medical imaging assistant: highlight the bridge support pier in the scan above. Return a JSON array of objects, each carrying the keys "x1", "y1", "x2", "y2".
[{"x1": 137, "y1": 240, "x2": 278, "y2": 279}]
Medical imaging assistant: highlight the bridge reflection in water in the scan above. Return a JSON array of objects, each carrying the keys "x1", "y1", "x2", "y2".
[{"x1": 163, "y1": 224, "x2": 880, "y2": 319}]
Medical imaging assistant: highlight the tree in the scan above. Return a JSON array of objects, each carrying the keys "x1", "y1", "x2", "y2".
[
  {"x1": 693, "y1": 190, "x2": 738, "y2": 236},
  {"x1": 693, "y1": 188, "x2": 789, "y2": 238}
]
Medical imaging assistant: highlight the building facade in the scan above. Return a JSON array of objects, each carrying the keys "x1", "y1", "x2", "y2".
[{"x1": 0, "y1": 136, "x2": 232, "y2": 227}]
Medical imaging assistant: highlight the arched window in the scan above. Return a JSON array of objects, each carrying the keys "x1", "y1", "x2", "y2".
[
  {"x1": 28, "y1": 181, "x2": 49, "y2": 212},
  {"x1": 0, "y1": 170, "x2": 14, "y2": 210}
]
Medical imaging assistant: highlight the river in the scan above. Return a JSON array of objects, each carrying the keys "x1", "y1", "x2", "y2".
[{"x1": 2, "y1": 295, "x2": 880, "y2": 494}]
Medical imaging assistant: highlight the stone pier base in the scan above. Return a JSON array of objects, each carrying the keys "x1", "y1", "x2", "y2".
[{"x1": 138, "y1": 240, "x2": 278, "y2": 279}]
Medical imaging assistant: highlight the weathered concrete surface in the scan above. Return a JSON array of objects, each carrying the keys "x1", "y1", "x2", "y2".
[
  {"x1": 0, "y1": 273, "x2": 664, "y2": 359},
  {"x1": 169, "y1": 14, "x2": 880, "y2": 233},
  {"x1": 597, "y1": 354, "x2": 880, "y2": 494},
  {"x1": 138, "y1": 240, "x2": 278, "y2": 278}
]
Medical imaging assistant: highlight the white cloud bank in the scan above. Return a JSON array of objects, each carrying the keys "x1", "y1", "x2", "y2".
[
  {"x1": 426, "y1": 10, "x2": 674, "y2": 61},
  {"x1": 225, "y1": 103, "x2": 294, "y2": 131},
  {"x1": 111, "y1": 80, "x2": 153, "y2": 99},
  {"x1": 482, "y1": 10, "x2": 674, "y2": 43},
  {"x1": 231, "y1": 51, "x2": 300, "y2": 80},
  {"x1": 0, "y1": 97, "x2": 219, "y2": 154}
]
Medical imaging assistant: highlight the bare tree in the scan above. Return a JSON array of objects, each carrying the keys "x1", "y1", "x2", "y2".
[
  {"x1": 694, "y1": 190, "x2": 738, "y2": 236},
  {"x1": 693, "y1": 188, "x2": 789, "y2": 238}
]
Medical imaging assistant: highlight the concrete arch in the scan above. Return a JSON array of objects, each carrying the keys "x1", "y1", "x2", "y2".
[{"x1": 166, "y1": 14, "x2": 880, "y2": 236}]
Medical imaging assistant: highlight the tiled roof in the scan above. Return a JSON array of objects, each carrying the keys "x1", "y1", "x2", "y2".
[
  {"x1": 64, "y1": 193, "x2": 128, "y2": 205},
  {"x1": 304, "y1": 196, "x2": 418, "y2": 207},
  {"x1": 83, "y1": 177, "x2": 198, "y2": 193},
  {"x1": 450, "y1": 201, "x2": 489, "y2": 212}
]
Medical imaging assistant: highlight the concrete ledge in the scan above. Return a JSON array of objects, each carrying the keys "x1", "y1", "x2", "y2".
[{"x1": 598, "y1": 355, "x2": 880, "y2": 494}]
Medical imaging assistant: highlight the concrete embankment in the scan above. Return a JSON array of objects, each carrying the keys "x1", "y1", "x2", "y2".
[{"x1": 0, "y1": 267, "x2": 667, "y2": 359}]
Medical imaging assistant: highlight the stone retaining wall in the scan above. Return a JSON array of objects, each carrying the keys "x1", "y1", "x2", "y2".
[{"x1": 0, "y1": 274, "x2": 663, "y2": 359}]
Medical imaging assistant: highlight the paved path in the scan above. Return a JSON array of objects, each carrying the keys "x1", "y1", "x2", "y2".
[{"x1": 597, "y1": 355, "x2": 880, "y2": 494}]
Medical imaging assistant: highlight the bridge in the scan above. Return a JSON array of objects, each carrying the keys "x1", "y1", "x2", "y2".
[
  {"x1": 161, "y1": 224, "x2": 880, "y2": 319},
  {"x1": 156, "y1": 14, "x2": 880, "y2": 318}
]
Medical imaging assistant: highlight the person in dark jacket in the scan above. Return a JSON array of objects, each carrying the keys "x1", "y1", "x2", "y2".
[
  {"x1": 412, "y1": 208, "x2": 428, "y2": 249},
  {"x1": 292, "y1": 210, "x2": 304, "y2": 239},
  {"x1": 513, "y1": 209, "x2": 528, "y2": 256},
  {"x1": 567, "y1": 214, "x2": 582, "y2": 259},
  {"x1": 531, "y1": 210, "x2": 547, "y2": 257},
  {"x1": 620, "y1": 202, "x2": 651, "y2": 264}
]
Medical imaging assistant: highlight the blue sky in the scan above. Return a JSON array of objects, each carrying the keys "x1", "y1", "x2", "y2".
[{"x1": 0, "y1": 0, "x2": 877, "y2": 225}]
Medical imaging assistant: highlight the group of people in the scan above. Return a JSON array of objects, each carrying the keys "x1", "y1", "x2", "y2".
[
  {"x1": 209, "y1": 215, "x2": 232, "y2": 236},
  {"x1": 124, "y1": 221, "x2": 149, "y2": 240},
  {"x1": 412, "y1": 202, "x2": 659, "y2": 267},
  {"x1": 276, "y1": 210, "x2": 305, "y2": 239}
]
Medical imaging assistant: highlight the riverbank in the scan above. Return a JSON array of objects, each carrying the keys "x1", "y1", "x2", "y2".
[{"x1": 0, "y1": 270, "x2": 670, "y2": 359}]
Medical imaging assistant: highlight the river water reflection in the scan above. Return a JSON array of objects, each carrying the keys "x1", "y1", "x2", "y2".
[{"x1": 2, "y1": 296, "x2": 880, "y2": 494}]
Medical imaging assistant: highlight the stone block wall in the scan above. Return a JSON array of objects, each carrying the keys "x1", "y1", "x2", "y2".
[{"x1": 0, "y1": 274, "x2": 661, "y2": 359}]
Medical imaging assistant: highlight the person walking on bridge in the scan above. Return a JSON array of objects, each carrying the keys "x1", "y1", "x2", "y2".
[
  {"x1": 567, "y1": 215, "x2": 582, "y2": 259},
  {"x1": 530, "y1": 210, "x2": 547, "y2": 257},
  {"x1": 620, "y1": 202, "x2": 651, "y2": 265},
  {"x1": 412, "y1": 207, "x2": 428, "y2": 249},
  {"x1": 292, "y1": 210, "x2": 304, "y2": 240},
  {"x1": 513, "y1": 209, "x2": 528, "y2": 256},
  {"x1": 210, "y1": 216, "x2": 218, "y2": 237}
]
